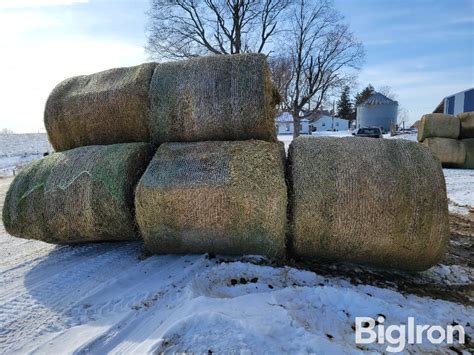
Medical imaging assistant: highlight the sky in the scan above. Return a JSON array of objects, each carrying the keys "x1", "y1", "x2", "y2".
[{"x1": 0, "y1": 0, "x2": 472, "y2": 132}]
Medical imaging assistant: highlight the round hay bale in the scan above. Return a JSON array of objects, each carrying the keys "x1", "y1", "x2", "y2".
[
  {"x1": 287, "y1": 137, "x2": 449, "y2": 271},
  {"x1": 422, "y1": 137, "x2": 466, "y2": 168},
  {"x1": 417, "y1": 113, "x2": 460, "y2": 142},
  {"x1": 461, "y1": 138, "x2": 474, "y2": 169},
  {"x1": 135, "y1": 140, "x2": 287, "y2": 258},
  {"x1": 458, "y1": 112, "x2": 474, "y2": 138},
  {"x1": 44, "y1": 63, "x2": 156, "y2": 151},
  {"x1": 148, "y1": 54, "x2": 279, "y2": 145},
  {"x1": 2, "y1": 143, "x2": 155, "y2": 243}
]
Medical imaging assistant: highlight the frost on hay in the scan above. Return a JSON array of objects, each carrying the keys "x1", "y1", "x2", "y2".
[
  {"x1": 287, "y1": 136, "x2": 449, "y2": 271},
  {"x1": 135, "y1": 140, "x2": 287, "y2": 257},
  {"x1": 148, "y1": 54, "x2": 280, "y2": 145},
  {"x1": 3, "y1": 143, "x2": 155, "y2": 243},
  {"x1": 44, "y1": 63, "x2": 156, "y2": 151}
]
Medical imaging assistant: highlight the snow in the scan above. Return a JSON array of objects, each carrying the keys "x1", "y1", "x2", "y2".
[
  {"x1": 0, "y1": 231, "x2": 471, "y2": 353},
  {"x1": 0, "y1": 133, "x2": 472, "y2": 353},
  {"x1": 0, "y1": 133, "x2": 51, "y2": 177},
  {"x1": 444, "y1": 168, "x2": 474, "y2": 215}
]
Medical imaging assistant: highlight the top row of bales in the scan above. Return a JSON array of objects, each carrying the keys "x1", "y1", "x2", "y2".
[
  {"x1": 417, "y1": 112, "x2": 474, "y2": 168},
  {"x1": 45, "y1": 54, "x2": 279, "y2": 151}
]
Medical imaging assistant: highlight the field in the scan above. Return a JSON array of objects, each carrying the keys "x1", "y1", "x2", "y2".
[{"x1": 0, "y1": 133, "x2": 472, "y2": 353}]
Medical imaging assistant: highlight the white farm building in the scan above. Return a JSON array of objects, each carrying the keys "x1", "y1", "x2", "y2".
[{"x1": 276, "y1": 111, "x2": 349, "y2": 135}]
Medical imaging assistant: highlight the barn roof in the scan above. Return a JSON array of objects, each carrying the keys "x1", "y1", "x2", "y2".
[{"x1": 361, "y1": 92, "x2": 398, "y2": 106}]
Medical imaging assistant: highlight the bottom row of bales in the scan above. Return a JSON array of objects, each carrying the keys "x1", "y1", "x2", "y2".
[{"x1": 2, "y1": 138, "x2": 449, "y2": 271}]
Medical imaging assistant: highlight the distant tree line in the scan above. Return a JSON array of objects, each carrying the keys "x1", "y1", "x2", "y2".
[{"x1": 146, "y1": 0, "x2": 365, "y2": 138}]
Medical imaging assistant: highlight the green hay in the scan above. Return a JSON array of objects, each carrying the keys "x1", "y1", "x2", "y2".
[
  {"x1": 422, "y1": 137, "x2": 466, "y2": 168},
  {"x1": 148, "y1": 54, "x2": 279, "y2": 145},
  {"x1": 417, "y1": 113, "x2": 460, "y2": 142},
  {"x1": 458, "y1": 112, "x2": 474, "y2": 138},
  {"x1": 3, "y1": 143, "x2": 155, "y2": 243},
  {"x1": 287, "y1": 137, "x2": 449, "y2": 271},
  {"x1": 44, "y1": 63, "x2": 156, "y2": 151},
  {"x1": 135, "y1": 140, "x2": 287, "y2": 258}
]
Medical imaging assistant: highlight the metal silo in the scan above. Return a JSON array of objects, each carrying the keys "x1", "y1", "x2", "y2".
[{"x1": 356, "y1": 92, "x2": 398, "y2": 132}]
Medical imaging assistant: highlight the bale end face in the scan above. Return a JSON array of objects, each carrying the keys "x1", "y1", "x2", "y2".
[
  {"x1": 458, "y1": 112, "x2": 474, "y2": 138},
  {"x1": 288, "y1": 136, "x2": 449, "y2": 271},
  {"x1": 417, "y1": 113, "x2": 460, "y2": 142},
  {"x1": 135, "y1": 140, "x2": 287, "y2": 258},
  {"x1": 461, "y1": 138, "x2": 474, "y2": 169},
  {"x1": 422, "y1": 137, "x2": 466, "y2": 168}
]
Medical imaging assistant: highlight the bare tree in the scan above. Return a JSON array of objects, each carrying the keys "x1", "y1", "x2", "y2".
[
  {"x1": 378, "y1": 85, "x2": 398, "y2": 101},
  {"x1": 274, "y1": 0, "x2": 364, "y2": 137},
  {"x1": 146, "y1": 0, "x2": 291, "y2": 60}
]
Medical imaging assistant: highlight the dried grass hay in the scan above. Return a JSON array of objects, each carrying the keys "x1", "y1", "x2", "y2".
[
  {"x1": 3, "y1": 143, "x2": 155, "y2": 243},
  {"x1": 148, "y1": 54, "x2": 279, "y2": 145},
  {"x1": 461, "y1": 138, "x2": 474, "y2": 169},
  {"x1": 44, "y1": 63, "x2": 156, "y2": 151},
  {"x1": 417, "y1": 113, "x2": 460, "y2": 142},
  {"x1": 422, "y1": 137, "x2": 466, "y2": 167},
  {"x1": 287, "y1": 137, "x2": 449, "y2": 271},
  {"x1": 135, "y1": 140, "x2": 287, "y2": 257},
  {"x1": 458, "y1": 112, "x2": 474, "y2": 138}
]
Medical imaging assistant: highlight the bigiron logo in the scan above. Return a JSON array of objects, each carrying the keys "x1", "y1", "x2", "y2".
[{"x1": 355, "y1": 316, "x2": 465, "y2": 352}]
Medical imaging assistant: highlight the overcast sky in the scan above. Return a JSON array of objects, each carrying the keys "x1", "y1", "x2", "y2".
[{"x1": 0, "y1": 0, "x2": 473, "y2": 132}]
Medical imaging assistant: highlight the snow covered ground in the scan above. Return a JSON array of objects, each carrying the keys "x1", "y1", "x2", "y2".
[
  {"x1": 0, "y1": 134, "x2": 51, "y2": 177},
  {"x1": 0, "y1": 133, "x2": 472, "y2": 353}
]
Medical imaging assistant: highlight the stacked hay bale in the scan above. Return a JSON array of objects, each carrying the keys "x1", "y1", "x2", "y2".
[
  {"x1": 135, "y1": 141, "x2": 287, "y2": 257},
  {"x1": 148, "y1": 54, "x2": 279, "y2": 144},
  {"x1": 45, "y1": 54, "x2": 278, "y2": 151},
  {"x1": 459, "y1": 112, "x2": 474, "y2": 168},
  {"x1": 4, "y1": 53, "x2": 286, "y2": 255},
  {"x1": 287, "y1": 137, "x2": 449, "y2": 271},
  {"x1": 45, "y1": 63, "x2": 156, "y2": 151},
  {"x1": 2, "y1": 53, "x2": 452, "y2": 271},
  {"x1": 417, "y1": 112, "x2": 474, "y2": 168},
  {"x1": 3, "y1": 144, "x2": 154, "y2": 243}
]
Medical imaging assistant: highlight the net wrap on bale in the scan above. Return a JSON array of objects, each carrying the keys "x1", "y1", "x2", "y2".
[
  {"x1": 44, "y1": 63, "x2": 156, "y2": 151},
  {"x1": 422, "y1": 137, "x2": 466, "y2": 167},
  {"x1": 287, "y1": 137, "x2": 449, "y2": 271},
  {"x1": 148, "y1": 54, "x2": 279, "y2": 145},
  {"x1": 458, "y1": 112, "x2": 474, "y2": 138},
  {"x1": 417, "y1": 113, "x2": 460, "y2": 142},
  {"x1": 3, "y1": 143, "x2": 155, "y2": 243},
  {"x1": 135, "y1": 140, "x2": 287, "y2": 258}
]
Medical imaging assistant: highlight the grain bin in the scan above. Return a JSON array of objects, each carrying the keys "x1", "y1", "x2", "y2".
[{"x1": 356, "y1": 92, "x2": 398, "y2": 132}]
